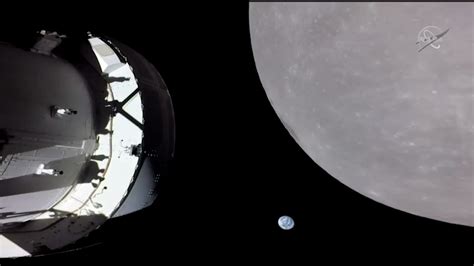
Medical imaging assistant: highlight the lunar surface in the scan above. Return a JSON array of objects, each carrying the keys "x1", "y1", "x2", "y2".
[{"x1": 250, "y1": 3, "x2": 473, "y2": 226}]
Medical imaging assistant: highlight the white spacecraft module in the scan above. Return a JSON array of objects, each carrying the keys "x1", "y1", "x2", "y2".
[{"x1": 0, "y1": 31, "x2": 175, "y2": 257}]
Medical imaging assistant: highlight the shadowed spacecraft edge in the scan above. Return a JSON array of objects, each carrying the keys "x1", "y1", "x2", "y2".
[{"x1": 0, "y1": 30, "x2": 175, "y2": 258}]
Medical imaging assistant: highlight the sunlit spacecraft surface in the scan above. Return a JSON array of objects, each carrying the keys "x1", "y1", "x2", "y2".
[{"x1": 0, "y1": 30, "x2": 175, "y2": 257}]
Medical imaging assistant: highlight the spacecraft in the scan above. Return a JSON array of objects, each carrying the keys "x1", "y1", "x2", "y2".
[{"x1": 0, "y1": 30, "x2": 175, "y2": 257}]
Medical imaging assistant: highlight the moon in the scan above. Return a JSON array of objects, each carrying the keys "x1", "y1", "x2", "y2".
[{"x1": 250, "y1": 3, "x2": 473, "y2": 226}]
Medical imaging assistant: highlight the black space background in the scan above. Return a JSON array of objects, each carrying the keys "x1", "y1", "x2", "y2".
[{"x1": 2, "y1": 2, "x2": 473, "y2": 263}]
